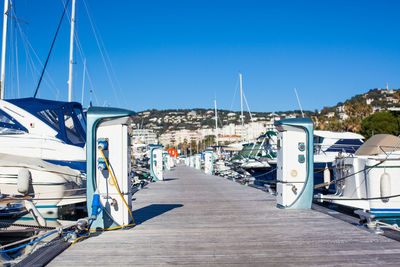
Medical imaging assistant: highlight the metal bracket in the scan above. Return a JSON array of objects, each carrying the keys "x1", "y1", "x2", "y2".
[{"x1": 354, "y1": 210, "x2": 384, "y2": 234}]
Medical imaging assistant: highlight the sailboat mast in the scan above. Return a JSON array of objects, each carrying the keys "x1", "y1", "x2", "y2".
[
  {"x1": 239, "y1": 73, "x2": 244, "y2": 141},
  {"x1": 214, "y1": 98, "x2": 218, "y2": 146},
  {"x1": 67, "y1": 0, "x2": 76, "y2": 102},
  {"x1": 0, "y1": 0, "x2": 8, "y2": 99}
]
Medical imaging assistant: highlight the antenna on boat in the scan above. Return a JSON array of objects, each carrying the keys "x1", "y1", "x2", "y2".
[
  {"x1": 89, "y1": 89, "x2": 93, "y2": 107},
  {"x1": 68, "y1": 0, "x2": 76, "y2": 102},
  {"x1": 0, "y1": 0, "x2": 9, "y2": 99},
  {"x1": 239, "y1": 73, "x2": 244, "y2": 141},
  {"x1": 214, "y1": 97, "x2": 218, "y2": 146},
  {"x1": 294, "y1": 88, "x2": 304, "y2": 118}
]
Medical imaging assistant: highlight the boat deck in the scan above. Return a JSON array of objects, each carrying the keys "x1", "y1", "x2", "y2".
[{"x1": 49, "y1": 165, "x2": 400, "y2": 266}]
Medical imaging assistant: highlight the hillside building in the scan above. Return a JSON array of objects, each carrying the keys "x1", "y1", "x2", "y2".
[
  {"x1": 159, "y1": 129, "x2": 202, "y2": 147},
  {"x1": 131, "y1": 129, "x2": 158, "y2": 145}
]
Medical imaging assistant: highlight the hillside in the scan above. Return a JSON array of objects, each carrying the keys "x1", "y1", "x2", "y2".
[
  {"x1": 314, "y1": 88, "x2": 400, "y2": 133},
  {"x1": 132, "y1": 88, "x2": 400, "y2": 136},
  {"x1": 132, "y1": 108, "x2": 315, "y2": 135}
]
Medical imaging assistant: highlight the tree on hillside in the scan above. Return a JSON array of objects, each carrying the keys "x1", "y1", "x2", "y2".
[
  {"x1": 324, "y1": 118, "x2": 342, "y2": 131},
  {"x1": 182, "y1": 138, "x2": 189, "y2": 155},
  {"x1": 344, "y1": 101, "x2": 372, "y2": 118},
  {"x1": 342, "y1": 116, "x2": 362, "y2": 132},
  {"x1": 360, "y1": 111, "x2": 400, "y2": 139},
  {"x1": 311, "y1": 116, "x2": 319, "y2": 128},
  {"x1": 190, "y1": 140, "x2": 198, "y2": 154},
  {"x1": 170, "y1": 138, "x2": 176, "y2": 149},
  {"x1": 313, "y1": 116, "x2": 342, "y2": 131},
  {"x1": 394, "y1": 90, "x2": 400, "y2": 101},
  {"x1": 202, "y1": 135, "x2": 215, "y2": 147},
  {"x1": 313, "y1": 116, "x2": 327, "y2": 130}
]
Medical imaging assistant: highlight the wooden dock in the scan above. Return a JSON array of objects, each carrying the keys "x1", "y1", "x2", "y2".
[{"x1": 49, "y1": 166, "x2": 400, "y2": 266}]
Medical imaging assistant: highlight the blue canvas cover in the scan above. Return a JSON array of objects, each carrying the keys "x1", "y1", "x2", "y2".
[{"x1": 6, "y1": 98, "x2": 86, "y2": 147}]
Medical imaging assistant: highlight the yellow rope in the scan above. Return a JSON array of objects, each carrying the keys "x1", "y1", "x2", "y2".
[
  {"x1": 70, "y1": 234, "x2": 90, "y2": 245},
  {"x1": 89, "y1": 224, "x2": 134, "y2": 232},
  {"x1": 99, "y1": 147, "x2": 135, "y2": 225}
]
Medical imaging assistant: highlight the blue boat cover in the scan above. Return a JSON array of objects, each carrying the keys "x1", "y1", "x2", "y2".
[{"x1": 6, "y1": 98, "x2": 86, "y2": 147}]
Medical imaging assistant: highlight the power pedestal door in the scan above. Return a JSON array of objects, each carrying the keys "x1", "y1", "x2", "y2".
[
  {"x1": 275, "y1": 118, "x2": 314, "y2": 210},
  {"x1": 163, "y1": 153, "x2": 170, "y2": 171},
  {"x1": 204, "y1": 151, "x2": 214, "y2": 175},
  {"x1": 150, "y1": 145, "x2": 163, "y2": 181},
  {"x1": 195, "y1": 154, "x2": 201, "y2": 170},
  {"x1": 169, "y1": 154, "x2": 175, "y2": 168},
  {"x1": 190, "y1": 156, "x2": 195, "y2": 167}
]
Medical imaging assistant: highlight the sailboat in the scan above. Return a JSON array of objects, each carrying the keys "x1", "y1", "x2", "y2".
[
  {"x1": 0, "y1": 0, "x2": 86, "y2": 222},
  {"x1": 226, "y1": 74, "x2": 276, "y2": 184}
]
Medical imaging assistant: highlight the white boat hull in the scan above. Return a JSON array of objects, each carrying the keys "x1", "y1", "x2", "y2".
[
  {"x1": 318, "y1": 155, "x2": 400, "y2": 216},
  {"x1": 0, "y1": 154, "x2": 85, "y2": 221}
]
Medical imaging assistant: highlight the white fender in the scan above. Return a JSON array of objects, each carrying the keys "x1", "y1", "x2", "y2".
[
  {"x1": 17, "y1": 168, "x2": 31, "y2": 195},
  {"x1": 323, "y1": 164, "x2": 331, "y2": 190},
  {"x1": 380, "y1": 172, "x2": 391, "y2": 202}
]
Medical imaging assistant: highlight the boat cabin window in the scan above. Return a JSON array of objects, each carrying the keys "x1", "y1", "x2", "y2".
[
  {"x1": 38, "y1": 109, "x2": 60, "y2": 130},
  {"x1": 0, "y1": 110, "x2": 27, "y2": 134},
  {"x1": 313, "y1": 136, "x2": 324, "y2": 144},
  {"x1": 74, "y1": 107, "x2": 86, "y2": 132},
  {"x1": 64, "y1": 110, "x2": 85, "y2": 145},
  {"x1": 313, "y1": 136, "x2": 324, "y2": 154},
  {"x1": 37, "y1": 105, "x2": 86, "y2": 147},
  {"x1": 327, "y1": 139, "x2": 364, "y2": 153},
  {"x1": 4, "y1": 98, "x2": 86, "y2": 147},
  {"x1": 0, "y1": 113, "x2": 14, "y2": 124}
]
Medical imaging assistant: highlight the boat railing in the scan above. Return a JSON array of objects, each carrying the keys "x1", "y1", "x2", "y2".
[{"x1": 314, "y1": 143, "x2": 363, "y2": 154}]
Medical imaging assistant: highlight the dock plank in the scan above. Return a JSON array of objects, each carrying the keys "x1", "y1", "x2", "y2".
[{"x1": 49, "y1": 166, "x2": 400, "y2": 266}]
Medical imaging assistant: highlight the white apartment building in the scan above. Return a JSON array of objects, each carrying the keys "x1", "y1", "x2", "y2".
[
  {"x1": 245, "y1": 121, "x2": 275, "y2": 140},
  {"x1": 198, "y1": 120, "x2": 276, "y2": 143},
  {"x1": 131, "y1": 129, "x2": 158, "y2": 145},
  {"x1": 218, "y1": 135, "x2": 241, "y2": 143},
  {"x1": 159, "y1": 129, "x2": 202, "y2": 147}
]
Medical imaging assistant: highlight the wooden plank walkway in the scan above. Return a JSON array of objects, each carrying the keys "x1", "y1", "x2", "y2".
[{"x1": 49, "y1": 166, "x2": 400, "y2": 266}]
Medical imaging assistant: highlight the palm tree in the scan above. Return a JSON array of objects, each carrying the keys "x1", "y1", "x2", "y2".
[{"x1": 342, "y1": 116, "x2": 362, "y2": 132}]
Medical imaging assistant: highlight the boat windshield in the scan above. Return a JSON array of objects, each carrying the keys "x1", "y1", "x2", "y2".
[
  {"x1": 74, "y1": 107, "x2": 86, "y2": 133},
  {"x1": 6, "y1": 98, "x2": 86, "y2": 147},
  {"x1": 64, "y1": 109, "x2": 86, "y2": 145},
  {"x1": 37, "y1": 107, "x2": 86, "y2": 146},
  {"x1": 38, "y1": 109, "x2": 60, "y2": 130},
  {"x1": 326, "y1": 139, "x2": 364, "y2": 153},
  {"x1": 0, "y1": 110, "x2": 27, "y2": 135}
]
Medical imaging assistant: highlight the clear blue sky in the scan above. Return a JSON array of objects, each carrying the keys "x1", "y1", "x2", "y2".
[{"x1": 2, "y1": 0, "x2": 400, "y2": 112}]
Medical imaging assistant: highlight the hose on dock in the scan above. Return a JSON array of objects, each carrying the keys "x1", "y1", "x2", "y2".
[
  {"x1": 69, "y1": 147, "x2": 135, "y2": 246},
  {"x1": 0, "y1": 230, "x2": 58, "y2": 254},
  {"x1": 17, "y1": 148, "x2": 139, "y2": 250},
  {"x1": 97, "y1": 147, "x2": 135, "y2": 228}
]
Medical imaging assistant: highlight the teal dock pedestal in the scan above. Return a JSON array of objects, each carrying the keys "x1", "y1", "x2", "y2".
[
  {"x1": 274, "y1": 118, "x2": 314, "y2": 210},
  {"x1": 163, "y1": 153, "x2": 170, "y2": 171},
  {"x1": 204, "y1": 149, "x2": 214, "y2": 175},
  {"x1": 86, "y1": 107, "x2": 136, "y2": 229},
  {"x1": 150, "y1": 144, "x2": 164, "y2": 181}
]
